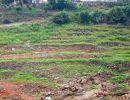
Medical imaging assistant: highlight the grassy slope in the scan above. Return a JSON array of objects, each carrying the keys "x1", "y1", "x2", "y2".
[{"x1": 0, "y1": 20, "x2": 130, "y2": 91}]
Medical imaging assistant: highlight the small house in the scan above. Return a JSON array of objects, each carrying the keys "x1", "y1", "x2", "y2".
[{"x1": 32, "y1": 0, "x2": 47, "y2": 4}]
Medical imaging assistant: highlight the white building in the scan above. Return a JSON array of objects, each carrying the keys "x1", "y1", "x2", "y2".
[{"x1": 32, "y1": 0, "x2": 47, "y2": 4}]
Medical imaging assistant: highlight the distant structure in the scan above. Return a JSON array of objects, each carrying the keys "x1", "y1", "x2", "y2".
[
  {"x1": 32, "y1": 0, "x2": 47, "y2": 4},
  {"x1": 13, "y1": 0, "x2": 47, "y2": 5}
]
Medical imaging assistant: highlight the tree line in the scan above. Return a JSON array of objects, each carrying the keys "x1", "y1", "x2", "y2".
[{"x1": 53, "y1": 5, "x2": 130, "y2": 25}]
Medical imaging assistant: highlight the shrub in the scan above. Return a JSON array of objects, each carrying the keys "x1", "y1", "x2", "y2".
[
  {"x1": 41, "y1": 3, "x2": 52, "y2": 13},
  {"x1": 54, "y1": 0, "x2": 67, "y2": 10},
  {"x1": 109, "y1": 7, "x2": 128, "y2": 24},
  {"x1": 3, "y1": 19, "x2": 12, "y2": 24},
  {"x1": 27, "y1": 5, "x2": 33, "y2": 10},
  {"x1": 117, "y1": 83, "x2": 130, "y2": 92},
  {"x1": 15, "y1": 6, "x2": 22, "y2": 13},
  {"x1": 111, "y1": 75, "x2": 127, "y2": 83},
  {"x1": 30, "y1": 24, "x2": 41, "y2": 32},
  {"x1": 91, "y1": 10, "x2": 107, "y2": 24},
  {"x1": 79, "y1": 11, "x2": 91, "y2": 24},
  {"x1": 124, "y1": 6, "x2": 130, "y2": 16},
  {"x1": 53, "y1": 12, "x2": 70, "y2": 24},
  {"x1": 48, "y1": 0, "x2": 75, "y2": 10},
  {"x1": 1, "y1": 0, "x2": 14, "y2": 5},
  {"x1": 123, "y1": 6, "x2": 130, "y2": 22}
]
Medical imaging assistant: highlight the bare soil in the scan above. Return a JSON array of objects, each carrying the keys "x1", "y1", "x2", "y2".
[{"x1": 0, "y1": 82, "x2": 33, "y2": 100}]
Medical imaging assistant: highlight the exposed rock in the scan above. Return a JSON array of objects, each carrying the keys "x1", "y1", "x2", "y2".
[{"x1": 44, "y1": 96, "x2": 52, "y2": 100}]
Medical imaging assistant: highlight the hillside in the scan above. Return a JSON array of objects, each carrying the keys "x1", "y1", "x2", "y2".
[
  {"x1": 0, "y1": 20, "x2": 130, "y2": 99},
  {"x1": 0, "y1": 0, "x2": 130, "y2": 100}
]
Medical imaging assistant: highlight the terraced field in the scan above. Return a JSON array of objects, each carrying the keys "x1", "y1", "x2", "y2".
[{"x1": 0, "y1": 22, "x2": 130, "y2": 100}]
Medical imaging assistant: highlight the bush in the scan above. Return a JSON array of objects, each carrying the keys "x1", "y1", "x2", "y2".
[
  {"x1": 54, "y1": 0, "x2": 67, "y2": 10},
  {"x1": 27, "y1": 5, "x2": 33, "y2": 10},
  {"x1": 30, "y1": 24, "x2": 41, "y2": 32},
  {"x1": 109, "y1": 7, "x2": 128, "y2": 24},
  {"x1": 53, "y1": 12, "x2": 70, "y2": 24},
  {"x1": 91, "y1": 10, "x2": 107, "y2": 24},
  {"x1": 48, "y1": 0, "x2": 76, "y2": 10},
  {"x1": 123, "y1": 6, "x2": 130, "y2": 22},
  {"x1": 79, "y1": 11, "x2": 91, "y2": 24},
  {"x1": 15, "y1": 6, "x2": 22, "y2": 13},
  {"x1": 41, "y1": 3, "x2": 52, "y2": 13},
  {"x1": 3, "y1": 19, "x2": 12, "y2": 24},
  {"x1": 1, "y1": 0, "x2": 14, "y2": 5}
]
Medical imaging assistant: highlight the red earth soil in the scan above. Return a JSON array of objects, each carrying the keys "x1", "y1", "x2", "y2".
[{"x1": 0, "y1": 82, "x2": 33, "y2": 100}]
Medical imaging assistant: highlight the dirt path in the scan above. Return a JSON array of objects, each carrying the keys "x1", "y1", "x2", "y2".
[
  {"x1": 0, "y1": 82, "x2": 33, "y2": 100},
  {"x1": 0, "y1": 18, "x2": 43, "y2": 27},
  {"x1": 0, "y1": 51, "x2": 95, "y2": 60}
]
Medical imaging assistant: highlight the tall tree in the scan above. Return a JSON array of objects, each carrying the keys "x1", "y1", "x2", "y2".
[
  {"x1": 48, "y1": 0, "x2": 56, "y2": 5},
  {"x1": 117, "y1": 0, "x2": 130, "y2": 3},
  {"x1": 1, "y1": 0, "x2": 14, "y2": 5}
]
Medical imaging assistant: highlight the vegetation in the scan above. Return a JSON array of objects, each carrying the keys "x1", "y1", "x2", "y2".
[
  {"x1": 51, "y1": 5, "x2": 130, "y2": 25},
  {"x1": 53, "y1": 12, "x2": 70, "y2": 24},
  {"x1": 79, "y1": 11, "x2": 91, "y2": 24},
  {"x1": 91, "y1": 10, "x2": 107, "y2": 24},
  {"x1": 109, "y1": 6, "x2": 128, "y2": 24},
  {"x1": 0, "y1": 0, "x2": 130, "y2": 99}
]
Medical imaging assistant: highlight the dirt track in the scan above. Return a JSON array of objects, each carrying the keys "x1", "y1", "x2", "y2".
[{"x1": 0, "y1": 18, "x2": 43, "y2": 27}]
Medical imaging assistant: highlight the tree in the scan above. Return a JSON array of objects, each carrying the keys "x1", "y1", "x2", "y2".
[
  {"x1": 41, "y1": 3, "x2": 52, "y2": 13},
  {"x1": 48, "y1": 0, "x2": 71, "y2": 10},
  {"x1": 118, "y1": 0, "x2": 130, "y2": 3},
  {"x1": 79, "y1": 11, "x2": 91, "y2": 24},
  {"x1": 53, "y1": 12, "x2": 70, "y2": 24},
  {"x1": 109, "y1": 7, "x2": 128, "y2": 24},
  {"x1": 91, "y1": 10, "x2": 107, "y2": 24},
  {"x1": 123, "y1": 6, "x2": 130, "y2": 22},
  {"x1": 1, "y1": 0, "x2": 14, "y2": 5},
  {"x1": 48, "y1": 0, "x2": 56, "y2": 5}
]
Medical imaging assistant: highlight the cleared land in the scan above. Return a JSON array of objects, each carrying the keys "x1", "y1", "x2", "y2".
[{"x1": 0, "y1": 22, "x2": 130, "y2": 100}]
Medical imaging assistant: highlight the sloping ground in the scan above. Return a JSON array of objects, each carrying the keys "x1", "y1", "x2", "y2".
[{"x1": 0, "y1": 23, "x2": 130, "y2": 100}]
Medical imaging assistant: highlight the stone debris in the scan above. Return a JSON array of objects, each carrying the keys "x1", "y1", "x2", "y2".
[{"x1": 44, "y1": 96, "x2": 52, "y2": 100}]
